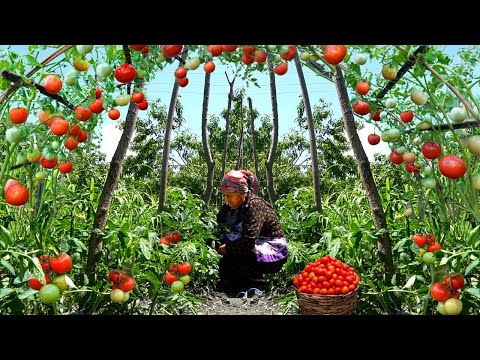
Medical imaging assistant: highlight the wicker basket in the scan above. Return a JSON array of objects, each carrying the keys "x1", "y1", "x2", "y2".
[{"x1": 296, "y1": 289, "x2": 358, "y2": 315}]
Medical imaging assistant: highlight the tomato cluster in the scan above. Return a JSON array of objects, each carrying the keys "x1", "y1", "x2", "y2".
[
  {"x1": 159, "y1": 231, "x2": 181, "y2": 247},
  {"x1": 411, "y1": 232, "x2": 442, "y2": 264},
  {"x1": 163, "y1": 261, "x2": 192, "y2": 293},
  {"x1": 108, "y1": 270, "x2": 135, "y2": 303},
  {"x1": 28, "y1": 252, "x2": 73, "y2": 304},
  {"x1": 432, "y1": 273, "x2": 465, "y2": 315},
  {"x1": 293, "y1": 255, "x2": 360, "y2": 295}
]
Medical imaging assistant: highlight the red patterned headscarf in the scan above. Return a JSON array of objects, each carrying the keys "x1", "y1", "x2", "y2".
[
  {"x1": 240, "y1": 169, "x2": 260, "y2": 194},
  {"x1": 221, "y1": 170, "x2": 249, "y2": 194}
]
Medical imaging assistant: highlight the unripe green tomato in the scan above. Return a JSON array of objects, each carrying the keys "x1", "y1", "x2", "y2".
[
  {"x1": 5, "y1": 127, "x2": 22, "y2": 143},
  {"x1": 52, "y1": 274, "x2": 68, "y2": 292},
  {"x1": 16, "y1": 152, "x2": 28, "y2": 165},
  {"x1": 395, "y1": 146, "x2": 406, "y2": 154},
  {"x1": 51, "y1": 140, "x2": 61, "y2": 151},
  {"x1": 156, "y1": 54, "x2": 167, "y2": 63},
  {"x1": 299, "y1": 51, "x2": 310, "y2": 61},
  {"x1": 354, "y1": 53, "x2": 368, "y2": 65},
  {"x1": 273, "y1": 54, "x2": 281, "y2": 63},
  {"x1": 42, "y1": 147, "x2": 56, "y2": 161},
  {"x1": 39, "y1": 284, "x2": 61, "y2": 304},
  {"x1": 422, "y1": 166, "x2": 433, "y2": 176},
  {"x1": 171, "y1": 280, "x2": 184, "y2": 292},
  {"x1": 122, "y1": 291, "x2": 130, "y2": 302},
  {"x1": 472, "y1": 173, "x2": 480, "y2": 190},
  {"x1": 279, "y1": 45, "x2": 289, "y2": 55},
  {"x1": 267, "y1": 45, "x2": 277, "y2": 51},
  {"x1": 76, "y1": 45, "x2": 94, "y2": 55},
  {"x1": 110, "y1": 289, "x2": 125, "y2": 303},
  {"x1": 422, "y1": 177, "x2": 436, "y2": 189},
  {"x1": 437, "y1": 302, "x2": 448, "y2": 315},
  {"x1": 405, "y1": 208, "x2": 413, "y2": 216},
  {"x1": 422, "y1": 251, "x2": 435, "y2": 264},
  {"x1": 380, "y1": 111, "x2": 389, "y2": 120},
  {"x1": 444, "y1": 298, "x2": 462, "y2": 315},
  {"x1": 385, "y1": 98, "x2": 396, "y2": 109},
  {"x1": 57, "y1": 151, "x2": 67, "y2": 162},
  {"x1": 419, "y1": 248, "x2": 427, "y2": 258},
  {"x1": 35, "y1": 171, "x2": 47, "y2": 181}
]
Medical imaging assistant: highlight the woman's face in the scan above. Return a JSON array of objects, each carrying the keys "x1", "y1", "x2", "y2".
[{"x1": 223, "y1": 192, "x2": 247, "y2": 209}]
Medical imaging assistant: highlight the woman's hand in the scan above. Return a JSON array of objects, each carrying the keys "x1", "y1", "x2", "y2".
[{"x1": 217, "y1": 244, "x2": 227, "y2": 256}]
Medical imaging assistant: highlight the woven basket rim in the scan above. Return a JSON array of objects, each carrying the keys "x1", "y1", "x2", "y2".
[{"x1": 295, "y1": 287, "x2": 358, "y2": 315}]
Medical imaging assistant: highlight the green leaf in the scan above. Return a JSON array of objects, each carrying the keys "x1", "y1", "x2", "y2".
[
  {"x1": 139, "y1": 237, "x2": 152, "y2": 260},
  {"x1": 465, "y1": 258, "x2": 479, "y2": 275},
  {"x1": 1, "y1": 259, "x2": 15, "y2": 275},
  {"x1": 18, "y1": 288, "x2": 37, "y2": 300},
  {"x1": 23, "y1": 54, "x2": 41, "y2": 67},
  {"x1": 72, "y1": 238, "x2": 87, "y2": 251},
  {"x1": 468, "y1": 226, "x2": 480, "y2": 247},
  {"x1": 0, "y1": 225, "x2": 12, "y2": 246},
  {"x1": 403, "y1": 275, "x2": 416, "y2": 289},
  {"x1": 0, "y1": 288, "x2": 15, "y2": 299},
  {"x1": 466, "y1": 287, "x2": 480, "y2": 299},
  {"x1": 31, "y1": 257, "x2": 46, "y2": 284}
]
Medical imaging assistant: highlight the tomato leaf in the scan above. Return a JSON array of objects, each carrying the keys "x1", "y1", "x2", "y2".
[
  {"x1": 23, "y1": 54, "x2": 41, "y2": 67},
  {"x1": 0, "y1": 225, "x2": 12, "y2": 246},
  {"x1": 139, "y1": 237, "x2": 152, "y2": 260},
  {"x1": 0, "y1": 288, "x2": 15, "y2": 299},
  {"x1": 31, "y1": 257, "x2": 45, "y2": 283},
  {"x1": 0, "y1": 259, "x2": 15, "y2": 275},
  {"x1": 403, "y1": 275, "x2": 416, "y2": 289},
  {"x1": 468, "y1": 226, "x2": 480, "y2": 247},
  {"x1": 465, "y1": 258, "x2": 479, "y2": 276},
  {"x1": 466, "y1": 287, "x2": 480, "y2": 299},
  {"x1": 64, "y1": 274, "x2": 76, "y2": 288},
  {"x1": 18, "y1": 288, "x2": 37, "y2": 300}
]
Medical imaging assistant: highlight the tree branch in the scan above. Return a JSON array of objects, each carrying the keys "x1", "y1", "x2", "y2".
[{"x1": 1, "y1": 69, "x2": 75, "y2": 109}]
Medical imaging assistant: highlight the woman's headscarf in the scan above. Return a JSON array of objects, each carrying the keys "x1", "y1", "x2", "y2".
[{"x1": 221, "y1": 169, "x2": 260, "y2": 194}]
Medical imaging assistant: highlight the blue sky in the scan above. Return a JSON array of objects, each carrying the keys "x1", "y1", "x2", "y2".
[{"x1": 3, "y1": 45, "x2": 468, "y2": 162}]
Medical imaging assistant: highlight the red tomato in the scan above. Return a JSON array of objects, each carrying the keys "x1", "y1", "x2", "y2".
[
  {"x1": 174, "y1": 66, "x2": 187, "y2": 79},
  {"x1": 323, "y1": 45, "x2": 347, "y2": 65},
  {"x1": 64, "y1": 136, "x2": 79, "y2": 151},
  {"x1": 9, "y1": 107, "x2": 28, "y2": 124},
  {"x1": 169, "y1": 263, "x2": 178, "y2": 273},
  {"x1": 76, "y1": 130, "x2": 88, "y2": 143},
  {"x1": 204, "y1": 61, "x2": 216, "y2": 73},
  {"x1": 421, "y1": 141, "x2": 441, "y2": 159},
  {"x1": 207, "y1": 45, "x2": 223, "y2": 57},
  {"x1": 160, "y1": 237, "x2": 171, "y2": 246},
  {"x1": 28, "y1": 274, "x2": 50, "y2": 290},
  {"x1": 108, "y1": 270, "x2": 126, "y2": 283},
  {"x1": 114, "y1": 63, "x2": 137, "y2": 83},
  {"x1": 137, "y1": 100, "x2": 148, "y2": 110},
  {"x1": 438, "y1": 154, "x2": 467, "y2": 179},
  {"x1": 128, "y1": 45, "x2": 147, "y2": 51},
  {"x1": 5, "y1": 183, "x2": 29, "y2": 206},
  {"x1": 50, "y1": 117, "x2": 69, "y2": 136},
  {"x1": 4, "y1": 179, "x2": 19, "y2": 193},
  {"x1": 444, "y1": 274, "x2": 465, "y2": 290},
  {"x1": 38, "y1": 109, "x2": 54, "y2": 126},
  {"x1": 89, "y1": 99, "x2": 104, "y2": 114},
  {"x1": 400, "y1": 110, "x2": 414, "y2": 123},
  {"x1": 164, "y1": 271, "x2": 178, "y2": 285},
  {"x1": 405, "y1": 162, "x2": 420, "y2": 173},
  {"x1": 177, "y1": 262, "x2": 191, "y2": 275},
  {"x1": 95, "y1": 87, "x2": 102, "y2": 99},
  {"x1": 431, "y1": 282, "x2": 451, "y2": 302},
  {"x1": 412, "y1": 233, "x2": 427, "y2": 247},
  {"x1": 177, "y1": 77, "x2": 189, "y2": 87},
  {"x1": 119, "y1": 276, "x2": 135, "y2": 292},
  {"x1": 59, "y1": 162, "x2": 73, "y2": 174},
  {"x1": 170, "y1": 232, "x2": 181, "y2": 244},
  {"x1": 242, "y1": 46, "x2": 256, "y2": 55},
  {"x1": 222, "y1": 45, "x2": 238, "y2": 52},
  {"x1": 241, "y1": 54, "x2": 255, "y2": 65},
  {"x1": 108, "y1": 108, "x2": 120, "y2": 120},
  {"x1": 131, "y1": 92, "x2": 145, "y2": 104},
  {"x1": 356, "y1": 81, "x2": 370, "y2": 95},
  {"x1": 40, "y1": 156, "x2": 58, "y2": 169},
  {"x1": 74, "y1": 106, "x2": 92, "y2": 121},
  {"x1": 162, "y1": 45, "x2": 183, "y2": 57},
  {"x1": 352, "y1": 100, "x2": 370, "y2": 115},
  {"x1": 280, "y1": 45, "x2": 297, "y2": 61},
  {"x1": 49, "y1": 253, "x2": 72, "y2": 274},
  {"x1": 427, "y1": 242, "x2": 442, "y2": 253},
  {"x1": 274, "y1": 62, "x2": 288, "y2": 76},
  {"x1": 43, "y1": 74, "x2": 62, "y2": 94},
  {"x1": 367, "y1": 134, "x2": 380, "y2": 145},
  {"x1": 370, "y1": 108, "x2": 382, "y2": 121},
  {"x1": 389, "y1": 151, "x2": 404, "y2": 164},
  {"x1": 254, "y1": 50, "x2": 267, "y2": 63},
  {"x1": 425, "y1": 233, "x2": 435, "y2": 244}
]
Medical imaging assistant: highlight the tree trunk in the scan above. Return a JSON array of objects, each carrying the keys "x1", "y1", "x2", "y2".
[
  {"x1": 265, "y1": 51, "x2": 279, "y2": 206},
  {"x1": 158, "y1": 47, "x2": 189, "y2": 212},
  {"x1": 201, "y1": 71, "x2": 215, "y2": 205},
  {"x1": 236, "y1": 95, "x2": 244, "y2": 169},
  {"x1": 248, "y1": 97, "x2": 260, "y2": 184},
  {"x1": 294, "y1": 53, "x2": 322, "y2": 213},
  {"x1": 221, "y1": 72, "x2": 236, "y2": 179},
  {"x1": 333, "y1": 66, "x2": 395, "y2": 281},
  {"x1": 85, "y1": 81, "x2": 144, "y2": 281}
]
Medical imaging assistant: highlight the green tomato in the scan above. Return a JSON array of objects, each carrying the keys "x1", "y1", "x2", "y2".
[
  {"x1": 171, "y1": 280, "x2": 184, "y2": 293},
  {"x1": 122, "y1": 291, "x2": 130, "y2": 302},
  {"x1": 267, "y1": 45, "x2": 277, "y2": 51},
  {"x1": 156, "y1": 54, "x2": 167, "y2": 63},
  {"x1": 299, "y1": 51, "x2": 310, "y2": 61},
  {"x1": 384, "y1": 98, "x2": 396, "y2": 109},
  {"x1": 467, "y1": 135, "x2": 480, "y2": 157},
  {"x1": 448, "y1": 107, "x2": 466, "y2": 123},
  {"x1": 444, "y1": 298, "x2": 463, "y2": 315},
  {"x1": 419, "y1": 248, "x2": 427, "y2": 259},
  {"x1": 422, "y1": 252, "x2": 435, "y2": 264},
  {"x1": 16, "y1": 152, "x2": 28, "y2": 165},
  {"x1": 136, "y1": 69, "x2": 146, "y2": 78},
  {"x1": 437, "y1": 302, "x2": 448, "y2": 315},
  {"x1": 179, "y1": 274, "x2": 191, "y2": 286},
  {"x1": 76, "y1": 45, "x2": 94, "y2": 55},
  {"x1": 65, "y1": 70, "x2": 79, "y2": 86},
  {"x1": 422, "y1": 177, "x2": 436, "y2": 189},
  {"x1": 51, "y1": 140, "x2": 61, "y2": 151},
  {"x1": 57, "y1": 151, "x2": 67, "y2": 162},
  {"x1": 5, "y1": 127, "x2": 22, "y2": 143},
  {"x1": 35, "y1": 171, "x2": 47, "y2": 181},
  {"x1": 185, "y1": 57, "x2": 200, "y2": 70},
  {"x1": 472, "y1": 173, "x2": 480, "y2": 190},
  {"x1": 395, "y1": 146, "x2": 406, "y2": 154},
  {"x1": 96, "y1": 63, "x2": 112, "y2": 79},
  {"x1": 115, "y1": 94, "x2": 131, "y2": 107},
  {"x1": 42, "y1": 147, "x2": 56, "y2": 161},
  {"x1": 354, "y1": 53, "x2": 368, "y2": 65},
  {"x1": 279, "y1": 45, "x2": 289, "y2": 55},
  {"x1": 110, "y1": 289, "x2": 125, "y2": 303},
  {"x1": 52, "y1": 274, "x2": 68, "y2": 293},
  {"x1": 39, "y1": 284, "x2": 61, "y2": 304},
  {"x1": 422, "y1": 165, "x2": 433, "y2": 176}
]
